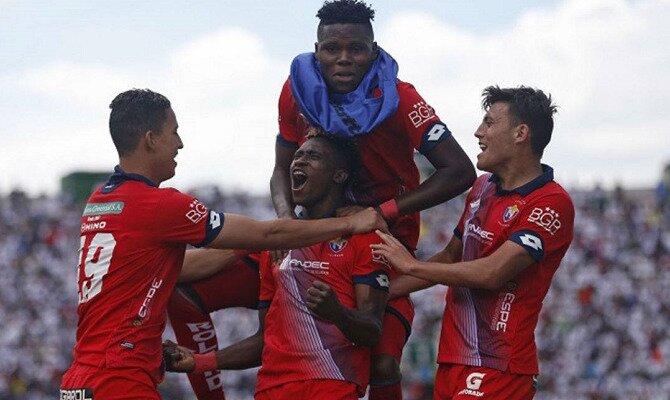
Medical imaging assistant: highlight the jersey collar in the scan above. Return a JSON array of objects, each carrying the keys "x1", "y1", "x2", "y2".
[
  {"x1": 489, "y1": 164, "x2": 554, "y2": 197},
  {"x1": 101, "y1": 165, "x2": 158, "y2": 193}
]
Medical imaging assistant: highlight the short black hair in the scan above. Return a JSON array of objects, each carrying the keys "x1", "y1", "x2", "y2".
[
  {"x1": 316, "y1": 0, "x2": 375, "y2": 40},
  {"x1": 306, "y1": 128, "x2": 360, "y2": 185},
  {"x1": 108, "y1": 89, "x2": 171, "y2": 157},
  {"x1": 482, "y1": 86, "x2": 557, "y2": 157}
]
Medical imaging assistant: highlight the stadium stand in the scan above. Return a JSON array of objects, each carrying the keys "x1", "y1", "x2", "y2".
[{"x1": 0, "y1": 183, "x2": 668, "y2": 399}]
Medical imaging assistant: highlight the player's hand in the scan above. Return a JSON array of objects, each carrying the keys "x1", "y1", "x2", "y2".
[
  {"x1": 336, "y1": 205, "x2": 366, "y2": 217},
  {"x1": 347, "y1": 207, "x2": 388, "y2": 235},
  {"x1": 162, "y1": 340, "x2": 195, "y2": 373},
  {"x1": 370, "y1": 230, "x2": 416, "y2": 274},
  {"x1": 306, "y1": 280, "x2": 344, "y2": 322}
]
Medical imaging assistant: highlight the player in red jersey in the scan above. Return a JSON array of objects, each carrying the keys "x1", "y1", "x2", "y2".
[
  {"x1": 165, "y1": 133, "x2": 391, "y2": 400},
  {"x1": 372, "y1": 86, "x2": 575, "y2": 399},
  {"x1": 59, "y1": 89, "x2": 386, "y2": 400},
  {"x1": 166, "y1": 249, "x2": 260, "y2": 399},
  {"x1": 270, "y1": 2, "x2": 476, "y2": 398}
]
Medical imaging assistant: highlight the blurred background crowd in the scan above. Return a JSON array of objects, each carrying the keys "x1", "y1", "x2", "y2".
[{"x1": 1, "y1": 171, "x2": 669, "y2": 399}]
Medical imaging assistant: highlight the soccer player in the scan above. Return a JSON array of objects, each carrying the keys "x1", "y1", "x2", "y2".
[
  {"x1": 371, "y1": 86, "x2": 575, "y2": 399},
  {"x1": 270, "y1": 1, "x2": 476, "y2": 398},
  {"x1": 167, "y1": 249, "x2": 260, "y2": 399},
  {"x1": 59, "y1": 89, "x2": 386, "y2": 399},
  {"x1": 164, "y1": 133, "x2": 391, "y2": 400}
]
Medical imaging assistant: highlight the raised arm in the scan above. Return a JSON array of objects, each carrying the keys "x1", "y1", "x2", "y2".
[
  {"x1": 306, "y1": 281, "x2": 388, "y2": 347},
  {"x1": 270, "y1": 142, "x2": 298, "y2": 219},
  {"x1": 396, "y1": 136, "x2": 476, "y2": 216}
]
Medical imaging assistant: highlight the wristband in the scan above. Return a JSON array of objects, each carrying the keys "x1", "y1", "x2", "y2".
[
  {"x1": 193, "y1": 352, "x2": 219, "y2": 374},
  {"x1": 378, "y1": 199, "x2": 399, "y2": 221}
]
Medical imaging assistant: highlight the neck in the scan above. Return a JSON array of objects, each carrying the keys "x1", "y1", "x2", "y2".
[
  {"x1": 301, "y1": 194, "x2": 346, "y2": 220},
  {"x1": 494, "y1": 160, "x2": 543, "y2": 192},
  {"x1": 119, "y1": 157, "x2": 162, "y2": 186}
]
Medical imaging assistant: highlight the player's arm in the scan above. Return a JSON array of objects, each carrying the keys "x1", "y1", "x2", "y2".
[
  {"x1": 389, "y1": 234, "x2": 463, "y2": 298},
  {"x1": 372, "y1": 230, "x2": 534, "y2": 290},
  {"x1": 270, "y1": 141, "x2": 298, "y2": 219},
  {"x1": 177, "y1": 248, "x2": 242, "y2": 283},
  {"x1": 306, "y1": 280, "x2": 388, "y2": 347},
  {"x1": 164, "y1": 307, "x2": 267, "y2": 373},
  {"x1": 394, "y1": 136, "x2": 476, "y2": 217},
  {"x1": 207, "y1": 212, "x2": 387, "y2": 251}
]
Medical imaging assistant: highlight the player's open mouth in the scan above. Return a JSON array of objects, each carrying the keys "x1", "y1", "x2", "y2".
[
  {"x1": 291, "y1": 170, "x2": 308, "y2": 191},
  {"x1": 333, "y1": 72, "x2": 355, "y2": 81}
]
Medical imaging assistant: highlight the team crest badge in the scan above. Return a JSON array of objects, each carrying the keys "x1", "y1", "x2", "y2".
[
  {"x1": 329, "y1": 238, "x2": 348, "y2": 253},
  {"x1": 503, "y1": 205, "x2": 520, "y2": 223}
]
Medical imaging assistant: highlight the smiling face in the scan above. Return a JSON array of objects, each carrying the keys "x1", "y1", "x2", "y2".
[
  {"x1": 474, "y1": 102, "x2": 519, "y2": 174},
  {"x1": 315, "y1": 23, "x2": 377, "y2": 94},
  {"x1": 290, "y1": 137, "x2": 348, "y2": 209},
  {"x1": 152, "y1": 107, "x2": 183, "y2": 182}
]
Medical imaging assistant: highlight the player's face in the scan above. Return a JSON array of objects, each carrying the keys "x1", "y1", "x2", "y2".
[
  {"x1": 315, "y1": 23, "x2": 377, "y2": 94},
  {"x1": 474, "y1": 102, "x2": 518, "y2": 173},
  {"x1": 290, "y1": 138, "x2": 340, "y2": 207},
  {"x1": 154, "y1": 107, "x2": 183, "y2": 182}
]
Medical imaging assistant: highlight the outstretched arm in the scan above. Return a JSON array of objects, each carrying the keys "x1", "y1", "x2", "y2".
[
  {"x1": 207, "y1": 211, "x2": 387, "y2": 251},
  {"x1": 306, "y1": 281, "x2": 388, "y2": 347},
  {"x1": 372, "y1": 230, "x2": 534, "y2": 290},
  {"x1": 177, "y1": 248, "x2": 242, "y2": 283},
  {"x1": 389, "y1": 235, "x2": 463, "y2": 298}
]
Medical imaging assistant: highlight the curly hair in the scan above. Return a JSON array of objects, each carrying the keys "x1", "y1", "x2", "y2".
[
  {"x1": 316, "y1": 0, "x2": 375, "y2": 40},
  {"x1": 306, "y1": 128, "x2": 360, "y2": 187}
]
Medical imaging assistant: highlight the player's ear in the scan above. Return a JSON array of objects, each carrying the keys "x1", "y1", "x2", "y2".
[
  {"x1": 144, "y1": 130, "x2": 158, "y2": 150},
  {"x1": 514, "y1": 124, "x2": 530, "y2": 144},
  {"x1": 372, "y1": 42, "x2": 379, "y2": 59},
  {"x1": 333, "y1": 169, "x2": 349, "y2": 185},
  {"x1": 314, "y1": 42, "x2": 319, "y2": 53}
]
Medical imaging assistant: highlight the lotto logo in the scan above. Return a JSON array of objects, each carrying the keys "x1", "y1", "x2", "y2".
[
  {"x1": 426, "y1": 123, "x2": 447, "y2": 141},
  {"x1": 520, "y1": 233, "x2": 543, "y2": 251},
  {"x1": 376, "y1": 274, "x2": 390, "y2": 288},
  {"x1": 408, "y1": 101, "x2": 436, "y2": 128},
  {"x1": 527, "y1": 207, "x2": 562, "y2": 235}
]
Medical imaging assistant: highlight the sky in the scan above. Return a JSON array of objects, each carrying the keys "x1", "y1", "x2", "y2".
[{"x1": 1, "y1": 0, "x2": 668, "y2": 195}]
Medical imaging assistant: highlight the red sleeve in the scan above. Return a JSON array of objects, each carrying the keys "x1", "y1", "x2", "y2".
[
  {"x1": 351, "y1": 233, "x2": 391, "y2": 291},
  {"x1": 153, "y1": 189, "x2": 223, "y2": 247},
  {"x1": 395, "y1": 81, "x2": 452, "y2": 154},
  {"x1": 508, "y1": 190, "x2": 575, "y2": 262},
  {"x1": 258, "y1": 252, "x2": 276, "y2": 307},
  {"x1": 278, "y1": 78, "x2": 301, "y2": 145}
]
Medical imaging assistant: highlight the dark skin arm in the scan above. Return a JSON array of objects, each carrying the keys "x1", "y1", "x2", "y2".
[
  {"x1": 337, "y1": 136, "x2": 475, "y2": 220},
  {"x1": 388, "y1": 235, "x2": 463, "y2": 298},
  {"x1": 164, "y1": 307, "x2": 267, "y2": 372},
  {"x1": 270, "y1": 143, "x2": 298, "y2": 219},
  {"x1": 396, "y1": 136, "x2": 475, "y2": 216},
  {"x1": 306, "y1": 280, "x2": 388, "y2": 347}
]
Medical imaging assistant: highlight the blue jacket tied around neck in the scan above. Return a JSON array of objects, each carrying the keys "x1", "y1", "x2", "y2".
[{"x1": 289, "y1": 48, "x2": 400, "y2": 138}]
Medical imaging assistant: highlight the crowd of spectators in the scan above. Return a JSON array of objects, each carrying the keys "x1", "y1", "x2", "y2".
[{"x1": 0, "y1": 181, "x2": 668, "y2": 399}]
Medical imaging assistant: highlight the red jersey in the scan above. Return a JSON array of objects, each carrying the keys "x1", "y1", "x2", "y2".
[
  {"x1": 256, "y1": 232, "x2": 390, "y2": 396},
  {"x1": 438, "y1": 166, "x2": 574, "y2": 374},
  {"x1": 278, "y1": 78, "x2": 452, "y2": 251},
  {"x1": 71, "y1": 167, "x2": 223, "y2": 383}
]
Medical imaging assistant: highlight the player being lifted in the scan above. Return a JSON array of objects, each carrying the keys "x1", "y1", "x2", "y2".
[
  {"x1": 270, "y1": 1, "x2": 476, "y2": 398},
  {"x1": 372, "y1": 86, "x2": 575, "y2": 399},
  {"x1": 165, "y1": 132, "x2": 392, "y2": 400},
  {"x1": 59, "y1": 89, "x2": 386, "y2": 399}
]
